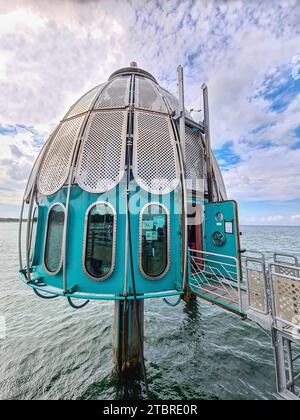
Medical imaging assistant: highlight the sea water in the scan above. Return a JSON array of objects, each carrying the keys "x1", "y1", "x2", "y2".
[{"x1": 0, "y1": 223, "x2": 299, "y2": 400}]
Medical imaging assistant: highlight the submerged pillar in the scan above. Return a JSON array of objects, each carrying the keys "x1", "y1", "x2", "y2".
[
  {"x1": 113, "y1": 299, "x2": 144, "y2": 374},
  {"x1": 182, "y1": 286, "x2": 197, "y2": 303}
]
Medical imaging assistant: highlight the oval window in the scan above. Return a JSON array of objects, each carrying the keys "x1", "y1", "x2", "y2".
[
  {"x1": 140, "y1": 203, "x2": 169, "y2": 278},
  {"x1": 84, "y1": 202, "x2": 116, "y2": 280},
  {"x1": 44, "y1": 204, "x2": 65, "y2": 274}
]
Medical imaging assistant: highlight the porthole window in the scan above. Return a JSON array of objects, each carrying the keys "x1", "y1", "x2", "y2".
[
  {"x1": 84, "y1": 202, "x2": 116, "y2": 280},
  {"x1": 140, "y1": 203, "x2": 169, "y2": 279},
  {"x1": 215, "y1": 212, "x2": 223, "y2": 222},
  {"x1": 29, "y1": 206, "x2": 38, "y2": 262},
  {"x1": 44, "y1": 203, "x2": 65, "y2": 274}
]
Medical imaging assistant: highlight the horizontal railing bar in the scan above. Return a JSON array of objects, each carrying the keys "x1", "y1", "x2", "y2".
[
  {"x1": 191, "y1": 269, "x2": 238, "y2": 279},
  {"x1": 274, "y1": 252, "x2": 299, "y2": 265},
  {"x1": 190, "y1": 276, "x2": 239, "y2": 300},
  {"x1": 190, "y1": 262, "x2": 240, "y2": 295},
  {"x1": 192, "y1": 284, "x2": 239, "y2": 305},
  {"x1": 191, "y1": 257, "x2": 239, "y2": 300},
  {"x1": 242, "y1": 249, "x2": 265, "y2": 259},
  {"x1": 19, "y1": 271, "x2": 183, "y2": 301},
  {"x1": 276, "y1": 316, "x2": 300, "y2": 331},
  {"x1": 189, "y1": 248, "x2": 242, "y2": 312},
  {"x1": 269, "y1": 263, "x2": 300, "y2": 281},
  {"x1": 189, "y1": 249, "x2": 238, "y2": 263},
  {"x1": 190, "y1": 255, "x2": 237, "y2": 268}
]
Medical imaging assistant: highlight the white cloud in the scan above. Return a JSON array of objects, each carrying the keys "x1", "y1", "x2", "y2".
[
  {"x1": 240, "y1": 213, "x2": 300, "y2": 226},
  {"x1": 0, "y1": 0, "x2": 299, "y2": 214},
  {"x1": 223, "y1": 144, "x2": 300, "y2": 201},
  {"x1": 0, "y1": 126, "x2": 42, "y2": 205}
]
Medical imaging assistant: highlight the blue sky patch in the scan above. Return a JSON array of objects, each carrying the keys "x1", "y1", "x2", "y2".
[{"x1": 214, "y1": 142, "x2": 241, "y2": 168}]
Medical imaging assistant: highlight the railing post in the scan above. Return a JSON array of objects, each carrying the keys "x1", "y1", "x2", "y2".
[
  {"x1": 286, "y1": 339, "x2": 295, "y2": 393},
  {"x1": 177, "y1": 65, "x2": 195, "y2": 302},
  {"x1": 237, "y1": 259, "x2": 243, "y2": 313},
  {"x1": 272, "y1": 328, "x2": 289, "y2": 396}
]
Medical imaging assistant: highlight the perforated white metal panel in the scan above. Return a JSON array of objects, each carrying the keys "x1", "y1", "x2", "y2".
[
  {"x1": 24, "y1": 145, "x2": 46, "y2": 201},
  {"x1": 76, "y1": 111, "x2": 127, "y2": 193},
  {"x1": 274, "y1": 275, "x2": 300, "y2": 326},
  {"x1": 133, "y1": 111, "x2": 180, "y2": 194},
  {"x1": 135, "y1": 77, "x2": 167, "y2": 113},
  {"x1": 185, "y1": 127, "x2": 204, "y2": 192},
  {"x1": 159, "y1": 87, "x2": 193, "y2": 119},
  {"x1": 248, "y1": 269, "x2": 268, "y2": 313},
  {"x1": 65, "y1": 84, "x2": 105, "y2": 119},
  {"x1": 94, "y1": 77, "x2": 130, "y2": 109},
  {"x1": 276, "y1": 265, "x2": 300, "y2": 277},
  {"x1": 38, "y1": 116, "x2": 85, "y2": 195}
]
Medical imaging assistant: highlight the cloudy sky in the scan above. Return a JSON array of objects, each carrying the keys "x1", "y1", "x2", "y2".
[{"x1": 0, "y1": 0, "x2": 299, "y2": 225}]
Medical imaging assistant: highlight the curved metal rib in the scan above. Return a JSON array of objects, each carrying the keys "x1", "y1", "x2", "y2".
[
  {"x1": 67, "y1": 297, "x2": 90, "y2": 309},
  {"x1": 163, "y1": 296, "x2": 182, "y2": 307},
  {"x1": 33, "y1": 288, "x2": 60, "y2": 300}
]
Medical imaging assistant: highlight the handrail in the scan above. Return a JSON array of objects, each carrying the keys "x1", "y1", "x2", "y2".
[
  {"x1": 189, "y1": 248, "x2": 239, "y2": 264},
  {"x1": 191, "y1": 254, "x2": 237, "y2": 269},
  {"x1": 274, "y1": 253, "x2": 299, "y2": 266},
  {"x1": 270, "y1": 262, "x2": 300, "y2": 275},
  {"x1": 19, "y1": 271, "x2": 183, "y2": 301},
  {"x1": 188, "y1": 249, "x2": 243, "y2": 313},
  {"x1": 190, "y1": 255, "x2": 239, "y2": 299},
  {"x1": 242, "y1": 249, "x2": 265, "y2": 260}
]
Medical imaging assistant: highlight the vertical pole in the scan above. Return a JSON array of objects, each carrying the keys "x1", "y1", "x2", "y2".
[
  {"x1": 113, "y1": 299, "x2": 144, "y2": 373},
  {"x1": 177, "y1": 66, "x2": 196, "y2": 302},
  {"x1": 286, "y1": 339, "x2": 295, "y2": 393},
  {"x1": 113, "y1": 71, "x2": 146, "y2": 376},
  {"x1": 202, "y1": 84, "x2": 214, "y2": 203},
  {"x1": 272, "y1": 328, "x2": 288, "y2": 396},
  {"x1": 178, "y1": 66, "x2": 186, "y2": 159}
]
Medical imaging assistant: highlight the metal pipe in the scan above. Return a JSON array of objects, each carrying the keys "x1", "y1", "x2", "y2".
[
  {"x1": 25, "y1": 185, "x2": 36, "y2": 282},
  {"x1": 123, "y1": 74, "x2": 134, "y2": 296},
  {"x1": 177, "y1": 65, "x2": 189, "y2": 293},
  {"x1": 202, "y1": 84, "x2": 213, "y2": 202},
  {"x1": 272, "y1": 328, "x2": 289, "y2": 395},
  {"x1": 18, "y1": 199, "x2": 25, "y2": 270},
  {"x1": 177, "y1": 66, "x2": 186, "y2": 159},
  {"x1": 62, "y1": 168, "x2": 73, "y2": 292},
  {"x1": 19, "y1": 271, "x2": 183, "y2": 300},
  {"x1": 286, "y1": 339, "x2": 295, "y2": 393}
]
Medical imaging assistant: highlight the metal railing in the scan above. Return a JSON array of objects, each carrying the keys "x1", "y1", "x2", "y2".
[
  {"x1": 269, "y1": 262, "x2": 300, "y2": 332},
  {"x1": 188, "y1": 247, "x2": 300, "y2": 400},
  {"x1": 188, "y1": 249, "x2": 243, "y2": 313},
  {"x1": 243, "y1": 252, "x2": 269, "y2": 315}
]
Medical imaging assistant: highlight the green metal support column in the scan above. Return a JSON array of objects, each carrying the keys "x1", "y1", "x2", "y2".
[{"x1": 113, "y1": 299, "x2": 144, "y2": 373}]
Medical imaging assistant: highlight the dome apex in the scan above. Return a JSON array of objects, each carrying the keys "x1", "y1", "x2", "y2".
[{"x1": 108, "y1": 66, "x2": 157, "y2": 83}]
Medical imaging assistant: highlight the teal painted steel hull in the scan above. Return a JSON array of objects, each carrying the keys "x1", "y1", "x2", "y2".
[{"x1": 30, "y1": 181, "x2": 183, "y2": 299}]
